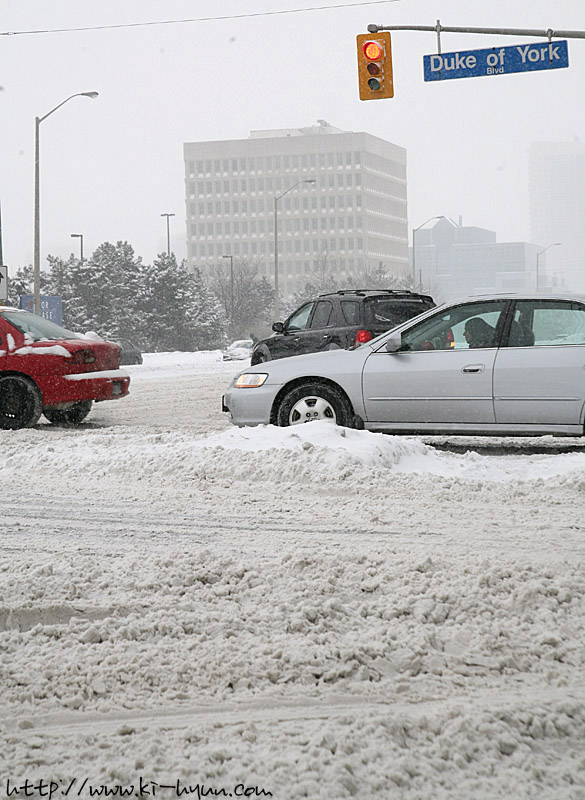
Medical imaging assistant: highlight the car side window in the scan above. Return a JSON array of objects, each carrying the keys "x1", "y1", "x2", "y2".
[
  {"x1": 310, "y1": 301, "x2": 334, "y2": 329},
  {"x1": 506, "y1": 300, "x2": 585, "y2": 347},
  {"x1": 399, "y1": 301, "x2": 507, "y2": 352},
  {"x1": 341, "y1": 301, "x2": 360, "y2": 325},
  {"x1": 286, "y1": 302, "x2": 314, "y2": 332}
]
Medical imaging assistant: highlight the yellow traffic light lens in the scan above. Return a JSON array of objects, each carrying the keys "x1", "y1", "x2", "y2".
[
  {"x1": 363, "y1": 40, "x2": 383, "y2": 60},
  {"x1": 367, "y1": 77, "x2": 381, "y2": 91},
  {"x1": 367, "y1": 62, "x2": 380, "y2": 76}
]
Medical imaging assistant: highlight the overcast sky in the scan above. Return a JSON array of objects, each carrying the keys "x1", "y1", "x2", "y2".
[{"x1": 1, "y1": 0, "x2": 583, "y2": 274}]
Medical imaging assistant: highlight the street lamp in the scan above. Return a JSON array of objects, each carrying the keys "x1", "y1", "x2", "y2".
[
  {"x1": 34, "y1": 91, "x2": 99, "y2": 315},
  {"x1": 412, "y1": 215, "x2": 444, "y2": 292},
  {"x1": 70, "y1": 233, "x2": 84, "y2": 261},
  {"x1": 273, "y1": 179, "x2": 315, "y2": 320},
  {"x1": 161, "y1": 213, "x2": 175, "y2": 257},
  {"x1": 536, "y1": 242, "x2": 561, "y2": 291},
  {"x1": 222, "y1": 254, "x2": 234, "y2": 319}
]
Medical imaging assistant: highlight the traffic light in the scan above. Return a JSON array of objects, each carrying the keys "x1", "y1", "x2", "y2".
[{"x1": 356, "y1": 31, "x2": 393, "y2": 100}]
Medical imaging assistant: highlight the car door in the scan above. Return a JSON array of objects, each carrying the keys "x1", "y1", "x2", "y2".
[
  {"x1": 494, "y1": 299, "x2": 585, "y2": 427},
  {"x1": 361, "y1": 300, "x2": 508, "y2": 425},
  {"x1": 292, "y1": 299, "x2": 336, "y2": 355},
  {"x1": 277, "y1": 301, "x2": 316, "y2": 358}
]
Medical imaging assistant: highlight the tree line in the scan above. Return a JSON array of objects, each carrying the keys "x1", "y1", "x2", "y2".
[{"x1": 6, "y1": 242, "x2": 408, "y2": 352}]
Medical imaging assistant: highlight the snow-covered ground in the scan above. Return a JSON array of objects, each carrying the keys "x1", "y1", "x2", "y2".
[{"x1": 2, "y1": 351, "x2": 585, "y2": 799}]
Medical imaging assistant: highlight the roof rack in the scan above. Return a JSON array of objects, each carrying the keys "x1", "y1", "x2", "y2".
[{"x1": 319, "y1": 289, "x2": 424, "y2": 297}]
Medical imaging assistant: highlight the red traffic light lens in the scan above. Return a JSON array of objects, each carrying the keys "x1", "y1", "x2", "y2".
[{"x1": 363, "y1": 40, "x2": 383, "y2": 60}]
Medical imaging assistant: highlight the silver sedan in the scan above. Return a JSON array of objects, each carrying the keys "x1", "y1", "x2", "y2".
[{"x1": 222, "y1": 293, "x2": 585, "y2": 436}]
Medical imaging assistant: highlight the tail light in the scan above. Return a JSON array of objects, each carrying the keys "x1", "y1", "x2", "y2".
[
  {"x1": 354, "y1": 329, "x2": 373, "y2": 346},
  {"x1": 70, "y1": 349, "x2": 96, "y2": 364}
]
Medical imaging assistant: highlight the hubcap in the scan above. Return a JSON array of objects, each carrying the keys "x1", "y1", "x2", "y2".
[{"x1": 288, "y1": 395, "x2": 336, "y2": 425}]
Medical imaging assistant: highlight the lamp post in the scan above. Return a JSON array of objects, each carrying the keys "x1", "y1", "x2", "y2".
[
  {"x1": 536, "y1": 242, "x2": 561, "y2": 290},
  {"x1": 222, "y1": 254, "x2": 234, "y2": 319},
  {"x1": 273, "y1": 179, "x2": 315, "y2": 320},
  {"x1": 34, "y1": 91, "x2": 99, "y2": 315},
  {"x1": 412, "y1": 215, "x2": 444, "y2": 292},
  {"x1": 70, "y1": 233, "x2": 84, "y2": 261},
  {"x1": 161, "y1": 213, "x2": 175, "y2": 257}
]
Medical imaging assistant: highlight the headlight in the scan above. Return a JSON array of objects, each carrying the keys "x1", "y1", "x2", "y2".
[{"x1": 235, "y1": 373, "x2": 268, "y2": 388}]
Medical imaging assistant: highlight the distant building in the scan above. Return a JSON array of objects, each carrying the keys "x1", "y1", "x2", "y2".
[
  {"x1": 183, "y1": 121, "x2": 409, "y2": 300},
  {"x1": 412, "y1": 217, "x2": 551, "y2": 301},
  {"x1": 529, "y1": 140, "x2": 585, "y2": 292}
]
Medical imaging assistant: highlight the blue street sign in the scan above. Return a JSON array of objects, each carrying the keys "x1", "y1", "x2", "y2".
[
  {"x1": 424, "y1": 40, "x2": 569, "y2": 81},
  {"x1": 20, "y1": 295, "x2": 63, "y2": 326}
]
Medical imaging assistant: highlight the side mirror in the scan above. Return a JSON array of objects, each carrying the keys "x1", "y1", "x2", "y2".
[
  {"x1": 385, "y1": 331, "x2": 402, "y2": 353},
  {"x1": 272, "y1": 321, "x2": 284, "y2": 334}
]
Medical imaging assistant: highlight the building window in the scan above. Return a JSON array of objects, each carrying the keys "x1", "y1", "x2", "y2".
[
  {"x1": 337, "y1": 153, "x2": 344, "y2": 168},
  {"x1": 197, "y1": 160, "x2": 204, "y2": 175},
  {"x1": 249, "y1": 157, "x2": 256, "y2": 172},
  {"x1": 240, "y1": 180, "x2": 247, "y2": 193},
  {"x1": 327, "y1": 153, "x2": 334, "y2": 168},
  {"x1": 233, "y1": 200, "x2": 239, "y2": 215},
  {"x1": 284, "y1": 155, "x2": 290, "y2": 170},
  {"x1": 319, "y1": 154, "x2": 326, "y2": 169},
  {"x1": 240, "y1": 158, "x2": 246, "y2": 172},
  {"x1": 205, "y1": 160, "x2": 212, "y2": 174},
  {"x1": 266, "y1": 156, "x2": 272, "y2": 171},
  {"x1": 231, "y1": 159, "x2": 238, "y2": 172},
  {"x1": 257, "y1": 157, "x2": 264, "y2": 172}
]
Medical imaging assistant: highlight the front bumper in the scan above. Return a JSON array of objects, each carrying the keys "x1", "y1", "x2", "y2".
[{"x1": 222, "y1": 383, "x2": 277, "y2": 426}]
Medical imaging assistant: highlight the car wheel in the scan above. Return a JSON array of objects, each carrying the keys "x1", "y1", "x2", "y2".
[
  {"x1": 43, "y1": 400, "x2": 93, "y2": 425},
  {"x1": 251, "y1": 349, "x2": 270, "y2": 366},
  {"x1": 0, "y1": 375, "x2": 43, "y2": 430},
  {"x1": 276, "y1": 381, "x2": 352, "y2": 427}
]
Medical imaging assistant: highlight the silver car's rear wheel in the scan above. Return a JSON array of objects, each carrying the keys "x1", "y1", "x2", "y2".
[{"x1": 276, "y1": 382, "x2": 351, "y2": 427}]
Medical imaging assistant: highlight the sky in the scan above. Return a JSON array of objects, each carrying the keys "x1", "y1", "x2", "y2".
[
  {"x1": 0, "y1": 0, "x2": 584, "y2": 275},
  {"x1": 3, "y1": 349, "x2": 585, "y2": 793}
]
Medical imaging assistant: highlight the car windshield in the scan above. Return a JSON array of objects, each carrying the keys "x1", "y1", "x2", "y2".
[{"x1": 0, "y1": 309, "x2": 80, "y2": 341}]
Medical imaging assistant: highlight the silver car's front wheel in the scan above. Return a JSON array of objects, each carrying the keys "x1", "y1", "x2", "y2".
[{"x1": 276, "y1": 382, "x2": 351, "y2": 427}]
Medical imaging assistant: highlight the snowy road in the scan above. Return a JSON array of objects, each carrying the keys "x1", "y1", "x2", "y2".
[{"x1": 2, "y1": 352, "x2": 585, "y2": 799}]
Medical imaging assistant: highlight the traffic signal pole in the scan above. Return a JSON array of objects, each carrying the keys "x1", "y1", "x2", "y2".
[{"x1": 367, "y1": 22, "x2": 585, "y2": 49}]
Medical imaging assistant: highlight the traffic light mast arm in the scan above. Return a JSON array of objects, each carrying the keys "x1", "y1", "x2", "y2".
[{"x1": 367, "y1": 22, "x2": 585, "y2": 40}]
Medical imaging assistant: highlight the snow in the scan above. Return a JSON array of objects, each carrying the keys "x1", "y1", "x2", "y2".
[{"x1": 2, "y1": 350, "x2": 585, "y2": 798}]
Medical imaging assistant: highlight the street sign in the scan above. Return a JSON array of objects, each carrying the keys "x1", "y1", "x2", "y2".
[
  {"x1": 0, "y1": 266, "x2": 7, "y2": 301},
  {"x1": 424, "y1": 40, "x2": 569, "y2": 81},
  {"x1": 20, "y1": 295, "x2": 63, "y2": 325}
]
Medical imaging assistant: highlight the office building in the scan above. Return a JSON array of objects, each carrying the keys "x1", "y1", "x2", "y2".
[
  {"x1": 529, "y1": 140, "x2": 585, "y2": 292},
  {"x1": 413, "y1": 217, "x2": 548, "y2": 301},
  {"x1": 183, "y1": 121, "x2": 409, "y2": 299}
]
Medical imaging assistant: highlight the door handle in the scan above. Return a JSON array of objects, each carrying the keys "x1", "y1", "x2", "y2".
[
  {"x1": 462, "y1": 364, "x2": 485, "y2": 373},
  {"x1": 322, "y1": 334, "x2": 331, "y2": 341}
]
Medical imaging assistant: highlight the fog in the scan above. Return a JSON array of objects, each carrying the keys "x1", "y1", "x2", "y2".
[{"x1": 1, "y1": 0, "x2": 583, "y2": 274}]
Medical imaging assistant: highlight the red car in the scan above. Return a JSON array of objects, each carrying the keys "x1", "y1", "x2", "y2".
[{"x1": 0, "y1": 307, "x2": 130, "y2": 429}]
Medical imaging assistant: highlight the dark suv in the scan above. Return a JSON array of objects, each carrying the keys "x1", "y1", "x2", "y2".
[{"x1": 251, "y1": 289, "x2": 435, "y2": 365}]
